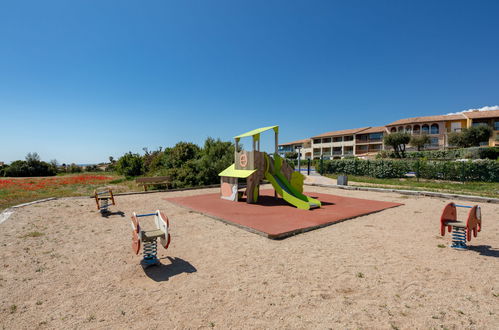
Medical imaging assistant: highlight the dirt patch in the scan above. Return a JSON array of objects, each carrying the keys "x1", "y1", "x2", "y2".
[{"x1": 0, "y1": 185, "x2": 498, "y2": 329}]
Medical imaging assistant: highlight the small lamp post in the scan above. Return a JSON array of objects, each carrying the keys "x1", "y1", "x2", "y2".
[{"x1": 296, "y1": 146, "x2": 302, "y2": 173}]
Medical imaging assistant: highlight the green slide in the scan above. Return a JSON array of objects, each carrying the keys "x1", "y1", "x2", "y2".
[{"x1": 264, "y1": 154, "x2": 321, "y2": 210}]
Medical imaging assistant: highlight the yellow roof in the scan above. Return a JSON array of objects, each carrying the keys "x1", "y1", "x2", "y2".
[
  {"x1": 218, "y1": 164, "x2": 257, "y2": 178},
  {"x1": 234, "y1": 126, "x2": 278, "y2": 139}
]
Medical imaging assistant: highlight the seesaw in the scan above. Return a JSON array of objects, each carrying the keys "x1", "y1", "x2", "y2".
[
  {"x1": 130, "y1": 210, "x2": 171, "y2": 267},
  {"x1": 440, "y1": 202, "x2": 482, "y2": 249}
]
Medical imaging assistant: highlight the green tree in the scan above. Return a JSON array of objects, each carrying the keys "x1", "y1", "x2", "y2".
[
  {"x1": 449, "y1": 126, "x2": 493, "y2": 147},
  {"x1": 448, "y1": 131, "x2": 469, "y2": 148},
  {"x1": 4, "y1": 153, "x2": 56, "y2": 177},
  {"x1": 116, "y1": 152, "x2": 144, "y2": 177},
  {"x1": 463, "y1": 125, "x2": 492, "y2": 146},
  {"x1": 162, "y1": 142, "x2": 201, "y2": 169},
  {"x1": 383, "y1": 132, "x2": 411, "y2": 158},
  {"x1": 410, "y1": 134, "x2": 431, "y2": 151},
  {"x1": 285, "y1": 151, "x2": 298, "y2": 159},
  {"x1": 196, "y1": 138, "x2": 235, "y2": 185}
]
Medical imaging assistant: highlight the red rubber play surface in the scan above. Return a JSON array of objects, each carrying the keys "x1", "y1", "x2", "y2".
[{"x1": 166, "y1": 190, "x2": 402, "y2": 239}]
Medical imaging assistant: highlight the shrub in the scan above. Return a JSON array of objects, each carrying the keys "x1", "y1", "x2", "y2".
[
  {"x1": 3, "y1": 153, "x2": 56, "y2": 177},
  {"x1": 321, "y1": 159, "x2": 499, "y2": 182},
  {"x1": 116, "y1": 152, "x2": 144, "y2": 177}
]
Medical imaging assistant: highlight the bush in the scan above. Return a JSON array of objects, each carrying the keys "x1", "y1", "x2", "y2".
[
  {"x1": 66, "y1": 164, "x2": 83, "y2": 173},
  {"x1": 321, "y1": 158, "x2": 499, "y2": 182},
  {"x1": 383, "y1": 147, "x2": 499, "y2": 160},
  {"x1": 3, "y1": 153, "x2": 57, "y2": 177},
  {"x1": 116, "y1": 152, "x2": 144, "y2": 177}
]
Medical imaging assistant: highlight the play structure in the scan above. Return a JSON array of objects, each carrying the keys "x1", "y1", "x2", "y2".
[
  {"x1": 93, "y1": 188, "x2": 116, "y2": 215},
  {"x1": 131, "y1": 210, "x2": 171, "y2": 266},
  {"x1": 440, "y1": 202, "x2": 482, "y2": 249},
  {"x1": 218, "y1": 126, "x2": 321, "y2": 210}
]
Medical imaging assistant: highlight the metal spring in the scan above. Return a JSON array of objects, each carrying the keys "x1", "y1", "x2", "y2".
[
  {"x1": 100, "y1": 198, "x2": 109, "y2": 214},
  {"x1": 142, "y1": 240, "x2": 158, "y2": 265},
  {"x1": 451, "y1": 226, "x2": 467, "y2": 249}
]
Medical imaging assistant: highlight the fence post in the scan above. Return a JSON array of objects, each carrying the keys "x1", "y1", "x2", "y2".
[
  {"x1": 307, "y1": 159, "x2": 311, "y2": 175},
  {"x1": 415, "y1": 159, "x2": 420, "y2": 182},
  {"x1": 460, "y1": 161, "x2": 465, "y2": 183},
  {"x1": 319, "y1": 155, "x2": 324, "y2": 175}
]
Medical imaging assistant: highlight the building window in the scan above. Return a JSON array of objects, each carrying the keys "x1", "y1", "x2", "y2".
[
  {"x1": 430, "y1": 137, "x2": 439, "y2": 146},
  {"x1": 494, "y1": 121, "x2": 499, "y2": 130},
  {"x1": 369, "y1": 133, "x2": 383, "y2": 140},
  {"x1": 322, "y1": 138, "x2": 331, "y2": 143},
  {"x1": 357, "y1": 134, "x2": 368, "y2": 142},
  {"x1": 390, "y1": 127, "x2": 396, "y2": 132},
  {"x1": 405, "y1": 125, "x2": 412, "y2": 133},
  {"x1": 313, "y1": 139, "x2": 321, "y2": 144},
  {"x1": 413, "y1": 125, "x2": 420, "y2": 134},
  {"x1": 422, "y1": 124, "x2": 429, "y2": 134},
  {"x1": 344, "y1": 135, "x2": 353, "y2": 141},
  {"x1": 472, "y1": 121, "x2": 488, "y2": 127},
  {"x1": 333, "y1": 137, "x2": 342, "y2": 142},
  {"x1": 430, "y1": 124, "x2": 439, "y2": 134},
  {"x1": 398, "y1": 126, "x2": 404, "y2": 132}
]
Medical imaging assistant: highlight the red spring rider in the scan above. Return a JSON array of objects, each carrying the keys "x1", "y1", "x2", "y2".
[{"x1": 440, "y1": 202, "x2": 482, "y2": 249}]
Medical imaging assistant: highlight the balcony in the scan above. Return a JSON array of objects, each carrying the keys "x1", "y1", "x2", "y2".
[{"x1": 356, "y1": 138, "x2": 382, "y2": 144}]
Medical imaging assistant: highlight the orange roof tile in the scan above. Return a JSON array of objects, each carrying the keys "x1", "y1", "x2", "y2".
[
  {"x1": 356, "y1": 126, "x2": 387, "y2": 134},
  {"x1": 279, "y1": 138, "x2": 311, "y2": 146},
  {"x1": 311, "y1": 127, "x2": 370, "y2": 138},
  {"x1": 386, "y1": 114, "x2": 466, "y2": 126},
  {"x1": 462, "y1": 109, "x2": 499, "y2": 119}
]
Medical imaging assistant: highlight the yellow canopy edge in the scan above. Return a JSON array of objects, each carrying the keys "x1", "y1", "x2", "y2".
[
  {"x1": 234, "y1": 126, "x2": 278, "y2": 139},
  {"x1": 218, "y1": 164, "x2": 257, "y2": 178}
]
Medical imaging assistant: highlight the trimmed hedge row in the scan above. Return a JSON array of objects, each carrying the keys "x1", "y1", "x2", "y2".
[
  {"x1": 379, "y1": 147, "x2": 499, "y2": 160},
  {"x1": 320, "y1": 159, "x2": 499, "y2": 182}
]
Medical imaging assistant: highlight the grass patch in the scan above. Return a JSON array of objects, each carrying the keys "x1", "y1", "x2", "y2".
[
  {"x1": 0, "y1": 173, "x2": 141, "y2": 211},
  {"x1": 325, "y1": 174, "x2": 499, "y2": 198}
]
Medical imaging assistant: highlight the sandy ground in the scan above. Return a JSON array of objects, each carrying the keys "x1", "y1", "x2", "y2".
[{"x1": 0, "y1": 185, "x2": 498, "y2": 329}]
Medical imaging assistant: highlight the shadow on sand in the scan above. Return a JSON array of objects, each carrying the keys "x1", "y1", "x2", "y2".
[
  {"x1": 467, "y1": 245, "x2": 499, "y2": 258},
  {"x1": 102, "y1": 211, "x2": 125, "y2": 218},
  {"x1": 143, "y1": 257, "x2": 197, "y2": 282},
  {"x1": 239, "y1": 195, "x2": 334, "y2": 208}
]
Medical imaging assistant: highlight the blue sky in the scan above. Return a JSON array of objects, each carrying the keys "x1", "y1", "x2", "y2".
[{"x1": 1, "y1": 0, "x2": 498, "y2": 164}]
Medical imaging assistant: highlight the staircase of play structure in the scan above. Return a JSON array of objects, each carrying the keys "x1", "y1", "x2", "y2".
[{"x1": 264, "y1": 153, "x2": 321, "y2": 210}]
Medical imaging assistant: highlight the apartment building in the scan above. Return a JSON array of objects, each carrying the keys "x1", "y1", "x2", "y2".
[
  {"x1": 385, "y1": 110, "x2": 499, "y2": 149},
  {"x1": 464, "y1": 109, "x2": 499, "y2": 147},
  {"x1": 385, "y1": 114, "x2": 466, "y2": 150},
  {"x1": 278, "y1": 109, "x2": 499, "y2": 160},
  {"x1": 354, "y1": 126, "x2": 386, "y2": 157},
  {"x1": 277, "y1": 138, "x2": 312, "y2": 160}
]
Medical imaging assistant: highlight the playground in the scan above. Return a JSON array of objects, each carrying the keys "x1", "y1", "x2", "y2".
[{"x1": 1, "y1": 185, "x2": 498, "y2": 329}]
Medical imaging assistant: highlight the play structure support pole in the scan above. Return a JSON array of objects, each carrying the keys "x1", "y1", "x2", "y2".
[
  {"x1": 297, "y1": 146, "x2": 301, "y2": 173},
  {"x1": 274, "y1": 131, "x2": 278, "y2": 154}
]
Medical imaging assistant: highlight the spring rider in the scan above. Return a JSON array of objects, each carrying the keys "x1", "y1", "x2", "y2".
[
  {"x1": 130, "y1": 210, "x2": 171, "y2": 266},
  {"x1": 94, "y1": 188, "x2": 116, "y2": 216},
  {"x1": 440, "y1": 202, "x2": 482, "y2": 249}
]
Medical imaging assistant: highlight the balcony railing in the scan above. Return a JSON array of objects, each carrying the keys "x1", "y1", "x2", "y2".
[{"x1": 356, "y1": 138, "x2": 383, "y2": 143}]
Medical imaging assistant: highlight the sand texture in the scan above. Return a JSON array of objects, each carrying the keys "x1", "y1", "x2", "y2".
[{"x1": 1, "y1": 185, "x2": 498, "y2": 329}]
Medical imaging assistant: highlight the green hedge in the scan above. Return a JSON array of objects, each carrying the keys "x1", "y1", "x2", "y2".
[
  {"x1": 321, "y1": 159, "x2": 499, "y2": 182},
  {"x1": 379, "y1": 147, "x2": 499, "y2": 160}
]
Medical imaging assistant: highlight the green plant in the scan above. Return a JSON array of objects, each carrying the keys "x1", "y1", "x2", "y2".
[
  {"x1": 116, "y1": 152, "x2": 144, "y2": 177},
  {"x1": 383, "y1": 132, "x2": 411, "y2": 158},
  {"x1": 449, "y1": 126, "x2": 493, "y2": 147},
  {"x1": 410, "y1": 134, "x2": 431, "y2": 151}
]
